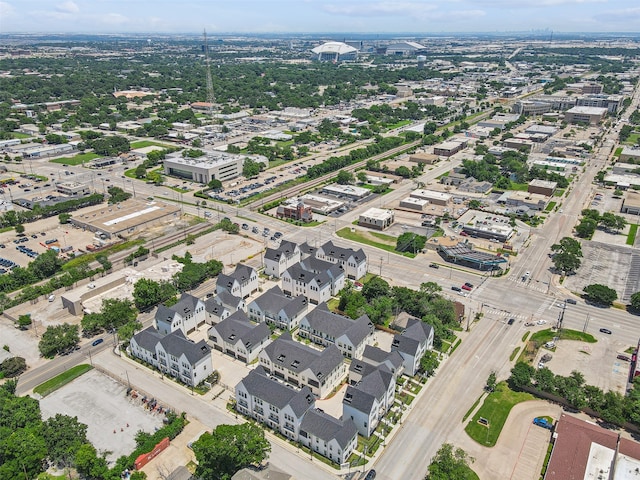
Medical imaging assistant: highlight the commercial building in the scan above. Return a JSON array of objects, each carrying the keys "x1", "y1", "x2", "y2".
[
  {"x1": 620, "y1": 147, "x2": 640, "y2": 163},
  {"x1": 163, "y1": 151, "x2": 267, "y2": 184},
  {"x1": 438, "y1": 242, "x2": 508, "y2": 271},
  {"x1": 621, "y1": 191, "x2": 640, "y2": 215},
  {"x1": 55, "y1": 181, "x2": 91, "y2": 197},
  {"x1": 564, "y1": 106, "x2": 608, "y2": 125},
  {"x1": 528, "y1": 179, "x2": 557, "y2": 197},
  {"x1": 433, "y1": 140, "x2": 466, "y2": 157},
  {"x1": 296, "y1": 194, "x2": 344, "y2": 215},
  {"x1": 399, "y1": 197, "x2": 429, "y2": 211},
  {"x1": 275, "y1": 200, "x2": 314, "y2": 223},
  {"x1": 22, "y1": 143, "x2": 74, "y2": 158},
  {"x1": 576, "y1": 94, "x2": 623, "y2": 113},
  {"x1": 68, "y1": 199, "x2": 181, "y2": 239},
  {"x1": 385, "y1": 41, "x2": 426, "y2": 56},
  {"x1": 503, "y1": 138, "x2": 533, "y2": 152},
  {"x1": 512, "y1": 100, "x2": 552, "y2": 116},
  {"x1": 409, "y1": 152, "x2": 440, "y2": 164},
  {"x1": 545, "y1": 414, "x2": 640, "y2": 480},
  {"x1": 496, "y1": 191, "x2": 548, "y2": 212},
  {"x1": 358, "y1": 207, "x2": 395, "y2": 230},
  {"x1": 612, "y1": 163, "x2": 639, "y2": 175},
  {"x1": 478, "y1": 114, "x2": 521, "y2": 130},
  {"x1": 320, "y1": 184, "x2": 371, "y2": 201},
  {"x1": 524, "y1": 125, "x2": 557, "y2": 138},
  {"x1": 410, "y1": 189, "x2": 451, "y2": 206}
]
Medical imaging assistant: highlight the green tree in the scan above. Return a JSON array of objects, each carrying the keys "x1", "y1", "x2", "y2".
[
  {"x1": 74, "y1": 443, "x2": 109, "y2": 480},
  {"x1": 107, "y1": 186, "x2": 132, "y2": 204},
  {"x1": 336, "y1": 170, "x2": 355, "y2": 185},
  {"x1": 0, "y1": 356, "x2": 27, "y2": 377},
  {"x1": 509, "y1": 362, "x2": 535, "y2": 390},
  {"x1": 419, "y1": 350, "x2": 440, "y2": 377},
  {"x1": 575, "y1": 218, "x2": 597, "y2": 238},
  {"x1": 14, "y1": 224, "x2": 25, "y2": 234},
  {"x1": 192, "y1": 423, "x2": 271, "y2": 480},
  {"x1": 0, "y1": 427, "x2": 48, "y2": 480},
  {"x1": 630, "y1": 291, "x2": 640, "y2": 310},
  {"x1": 242, "y1": 158, "x2": 262, "y2": 178},
  {"x1": 551, "y1": 237, "x2": 582, "y2": 257},
  {"x1": 356, "y1": 171, "x2": 368, "y2": 184},
  {"x1": 42, "y1": 414, "x2": 88, "y2": 467},
  {"x1": 16, "y1": 313, "x2": 32, "y2": 329},
  {"x1": 426, "y1": 443, "x2": 476, "y2": 480},
  {"x1": 133, "y1": 278, "x2": 177, "y2": 311},
  {"x1": 362, "y1": 276, "x2": 390, "y2": 302},
  {"x1": 58, "y1": 212, "x2": 72, "y2": 224},
  {"x1": 583, "y1": 284, "x2": 618, "y2": 306},
  {"x1": 486, "y1": 371, "x2": 497, "y2": 392},
  {"x1": 29, "y1": 249, "x2": 63, "y2": 280},
  {"x1": 468, "y1": 199, "x2": 481, "y2": 209},
  {"x1": 396, "y1": 232, "x2": 426, "y2": 253},
  {"x1": 208, "y1": 178, "x2": 223, "y2": 190},
  {"x1": 553, "y1": 252, "x2": 582, "y2": 276},
  {"x1": 38, "y1": 323, "x2": 79, "y2": 358},
  {"x1": 135, "y1": 164, "x2": 147, "y2": 179},
  {"x1": 100, "y1": 298, "x2": 137, "y2": 330}
]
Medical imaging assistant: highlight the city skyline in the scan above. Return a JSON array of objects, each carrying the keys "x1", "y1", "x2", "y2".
[{"x1": 0, "y1": 0, "x2": 638, "y2": 34}]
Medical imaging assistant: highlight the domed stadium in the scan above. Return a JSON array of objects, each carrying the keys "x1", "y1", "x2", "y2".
[{"x1": 311, "y1": 42, "x2": 358, "y2": 62}]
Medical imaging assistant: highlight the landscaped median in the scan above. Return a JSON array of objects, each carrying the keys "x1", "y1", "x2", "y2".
[
  {"x1": 464, "y1": 382, "x2": 533, "y2": 447},
  {"x1": 33, "y1": 363, "x2": 93, "y2": 397}
]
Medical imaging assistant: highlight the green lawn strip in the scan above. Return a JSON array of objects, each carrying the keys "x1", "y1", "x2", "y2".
[
  {"x1": 510, "y1": 347, "x2": 521, "y2": 361},
  {"x1": 34, "y1": 364, "x2": 93, "y2": 397},
  {"x1": 545, "y1": 201, "x2": 557, "y2": 212},
  {"x1": 450, "y1": 338, "x2": 462, "y2": 354},
  {"x1": 627, "y1": 224, "x2": 638, "y2": 246},
  {"x1": 130, "y1": 140, "x2": 172, "y2": 149},
  {"x1": 553, "y1": 189, "x2": 565, "y2": 197},
  {"x1": 624, "y1": 133, "x2": 640, "y2": 145},
  {"x1": 521, "y1": 332, "x2": 530, "y2": 342},
  {"x1": 530, "y1": 328, "x2": 596, "y2": 345},
  {"x1": 50, "y1": 153, "x2": 101, "y2": 166},
  {"x1": 614, "y1": 147, "x2": 623, "y2": 156},
  {"x1": 10, "y1": 132, "x2": 32, "y2": 139},
  {"x1": 336, "y1": 227, "x2": 415, "y2": 258},
  {"x1": 464, "y1": 382, "x2": 533, "y2": 447},
  {"x1": 463, "y1": 393, "x2": 485, "y2": 422},
  {"x1": 62, "y1": 239, "x2": 144, "y2": 270},
  {"x1": 508, "y1": 183, "x2": 529, "y2": 192}
]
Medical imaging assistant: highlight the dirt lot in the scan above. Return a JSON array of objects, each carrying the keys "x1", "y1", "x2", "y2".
[
  {"x1": 537, "y1": 333, "x2": 629, "y2": 394},
  {"x1": 39, "y1": 368, "x2": 165, "y2": 464}
]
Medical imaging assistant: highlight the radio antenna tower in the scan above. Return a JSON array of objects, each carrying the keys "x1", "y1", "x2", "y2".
[{"x1": 203, "y1": 29, "x2": 215, "y2": 123}]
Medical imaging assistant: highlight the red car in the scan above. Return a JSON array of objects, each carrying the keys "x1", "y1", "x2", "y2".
[{"x1": 461, "y1": 284, "x2": 472, "y2": 291}]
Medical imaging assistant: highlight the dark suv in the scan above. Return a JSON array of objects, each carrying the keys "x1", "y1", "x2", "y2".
[{"x1": 364, "y1": 470, "x2": 376, "y2": 480}]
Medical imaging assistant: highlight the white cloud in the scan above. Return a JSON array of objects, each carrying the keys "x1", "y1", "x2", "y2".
[
  {"x1": 56, "y1": 0, "x2": 79, "y2": 14},
  {"x1": 0, "y1": 1, "x2": 14, "y2": 18},
  {"x1": 323, "y1": 1, "x2": 438, "y2": 17},
  {"x1": 471, "y1": 0, "x2": 606, "y2": 6}
]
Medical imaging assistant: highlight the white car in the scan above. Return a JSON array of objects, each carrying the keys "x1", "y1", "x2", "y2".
[
  {"x1": 87, "y1": 283, "x2": 96, "y2": 289},
  {"x1": 536, "y1": 320, "x2": 547, "y2": 325}
]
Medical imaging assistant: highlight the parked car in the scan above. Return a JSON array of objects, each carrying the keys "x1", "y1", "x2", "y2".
[
  {"x1": 451, "y1": 286, "x2": 462, "y2": 292},
  {"x1": 429, "y1": 263, "x2": 439, "y2": 269},
  {"x1": 464, "y1": 282, "x2": 474, "y2": 289},
  {"x1": 461, "y1": 284, "x2": 472, "y2": 291},
  {"x1": 364, "y1": 470, "x2": 376, "y2": 480},
  {"x1": 617, "y1": 354, "x2": 630, "y2": 361},
  {"x1": 599, "y1": 328, "x2": 612, "y2": 335},
  {"x1": 533, "y1": 417, "x2": 553, "y2": 430},
  {"x1": 507, "y1": 318, "x2": 515, "y2": 325}
]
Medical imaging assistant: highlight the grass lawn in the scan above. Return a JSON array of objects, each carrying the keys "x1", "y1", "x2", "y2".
[
  {"x1": 530, "y1": 328, "x2": 596, "y2": 345},
  {"x1": 336, "y1": 227, "x2": 416, "y2": 258},
  {"x1": 130, "y1": 140, "x2": 170, "y2": 149},
  {"x1": 50, "y1": 152, "x2": 101, "y2": 166},
  {"x1": 545, "y1": 201, "x2": 557, "y2": 212},
  {"x1": 614, "y1": 147, "x2": 623, "y2": 156},
  {"x1": 11, "y1": 132, "x2": 32, "y2": 139},
  {"x1": 464, "y1": 382, "x2": 534, "y2": 447},
  {"x1": 628, "y1": 224, "x2": 638, "y2": 246},
  {"x1": 509, "y1": 182, "x2": 529, "y2": 192},
  {"x1": 554, "y1": 188, "x2": 565, "y2": 197},
  {"x1": 386, "y1": 119, "x2": 411, "y2": 130},
  {"x1": 34, "y1": 364, "x2": 93, "y2": 397},
  {"x1": 624, "y1": 133, "x2": 640, "y2": 145}
]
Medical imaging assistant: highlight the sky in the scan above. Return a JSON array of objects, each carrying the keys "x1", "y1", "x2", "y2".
[{"x1": 0, "y1": 0, "x2": 638, "y2": 34}]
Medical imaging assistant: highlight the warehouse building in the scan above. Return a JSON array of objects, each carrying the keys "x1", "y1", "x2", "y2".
[
  {"x1": 69, "y1": 199, "x2": 181, "y2": 239},
  {"x1": 410, "y1": 189, "x2": 451, "y2": 206},
  {"x1": 399, "y1": 196, "x2": 429, "y2": 211}
]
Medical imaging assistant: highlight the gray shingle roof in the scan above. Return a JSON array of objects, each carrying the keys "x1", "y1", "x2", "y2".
[
  {"x1": 232, "y1": 263, "x2": 256, "y2": 282},
  {"x1": 172, "y1": 293, "x2": 201, "y2": 317},
  {"x1": 264, "y1": 241, "x2": 299, "y2": 262},
  {"x1": 132, "y1": 326, "x2": 164, "y2": 351},
  {"x1": 299, "y1": 242, "x2": 317, "y2": 257},
  {"x1": 263, "y1": 333, "x2": 343, "y2": 378},
  {"x1": 238, "y1": 366, "x2": 315, "y2": 417},
  {"x1": 205, "y1": 291, "x2": 243, "y2": 317},
  {"x1": 362, "y1": 345, "x2": 404, "y2": 372},
  {"x1": 303, "y1": 304, "x2": 373, "y2": 347},
  {"x1": 155, "y1": 304, "x2": 177, "y2": 324},
  {"x1": 343, "y1": 369, "x2": 393, "y2": 413},
  {"x1": 250, "y1": 286, "x2": 307, "y2": 319},
  {"x1": 159, "y1": 328, "x2": 211, "y2": 365},
  {"x1": 210, "y1": 310, "x2": 270, "y2": 349},
  {"x1": 285, "y1": 263, "x2": 331, "y2": 287},
  {"x1": 392, "y1": 318, "x2": 433, "y2": 356},
  {"x1": 320, "y1": 240, "x2": 366, "y2": 264},
  {"x1": 300, "y1": 408, "x2": 357, "y2": 449}
]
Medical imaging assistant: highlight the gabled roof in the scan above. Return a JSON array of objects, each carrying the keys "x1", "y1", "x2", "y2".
[
  {"x1": 210, "y1": 310, "x2": 270, "y2": 349},
  {"x1": 265, "y1": 241, "x2": 299, "y2": 262},
  {"x1": 263, "y1": 333, "x2": 343, "y2": 379},
  {"x1": 319, "y1": 240, "x2": 366, "y2": 264},
  {"x1": 205, "y1": 290, "x2": 243, "y2": 316},
  {"x1": 250, "y1": 286, "x2": 308, "y2": 318},
  {"x1": 238, "y1": 366, "x2": 315, "y2": 418},
  {"x1": 300, "y1": 256, "x2": 344, "y2": 280},
  {"x1": 343, "y1": 369, "x2": 393, "y2": 413},
  {"x1": 300, "y1": 408, "x2": 357, "y2": 449},
  {"x1": 132, "y1": 325, "x2": 164, "y2": 351},
  {"x1": 299, "y1": 242, "x2": 317, "y2": 257},
  {"x1": 403, "y1": 317, "x2": 433, "y2": 343},
  {"x1": 172, "y1": 293, "x2": 202, "y2": 317},
  {"x1": 284, "y1": 263, "x2": 331, "y2": 287},
  {"x1": 362, "y1": 345, "x2": 404, "y2": 371},
  {"x1": 155, "y1": 304, "x2": 178, "y2": 324},
  {"x1": 232, "y1": 264, "x2": 256, "y2": 282},
  {"x1": 303, "y1": 304, "x2": 373, "y2": 346},
  {"x1": 159, "y1": 328, "x2": 211, "y2": 365}
]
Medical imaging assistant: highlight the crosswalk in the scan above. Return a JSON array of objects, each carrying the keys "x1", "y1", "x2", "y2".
[{"x1": 504, "y1": 273, "x2": 550, "y2": 293}]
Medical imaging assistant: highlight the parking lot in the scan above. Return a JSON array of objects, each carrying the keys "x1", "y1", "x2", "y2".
[
  {"x1": 536, "y1": 331, "x2": 630, "y2": 394},
  {"x1": 39, "y1": 368, "x2": 165, "y2": 464}
]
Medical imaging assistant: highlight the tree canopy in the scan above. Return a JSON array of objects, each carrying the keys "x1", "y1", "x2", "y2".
[{"x1": 426, "y1": 443, "x2": 477, "y2": 480}]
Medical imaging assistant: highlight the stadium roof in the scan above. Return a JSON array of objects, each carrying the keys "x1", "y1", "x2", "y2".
[{"x1": 311, "y1": 42, "x2": 357, "y2": 55}]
